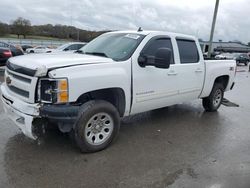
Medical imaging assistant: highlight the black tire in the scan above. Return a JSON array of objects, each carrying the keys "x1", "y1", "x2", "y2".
[
  {"x1": 30, "y1": 50, "x2": 34, "y2": 53},
  {"x1": 202, "y1": 83, "x2": 224, "y2": 112},
  {"x1": 72, "y1": 100, "x2": 120, "y2": 153}
]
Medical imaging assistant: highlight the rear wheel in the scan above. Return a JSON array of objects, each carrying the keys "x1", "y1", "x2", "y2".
[
  {"x1": 202, "y1": 83, "x2": 224, "y2": 112},
  {"x1": 72, "y1": 100, "x2": 120, "y2": 153}
]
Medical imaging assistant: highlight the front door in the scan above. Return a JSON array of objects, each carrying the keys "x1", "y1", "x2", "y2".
[{"x1": 131, "y1": 36, "x2": 180, "y2": 114}]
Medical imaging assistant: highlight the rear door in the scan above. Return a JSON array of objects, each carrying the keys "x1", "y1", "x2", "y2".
[{"x1": 174, "y1": 38, "x2": 205, "y2": 99}]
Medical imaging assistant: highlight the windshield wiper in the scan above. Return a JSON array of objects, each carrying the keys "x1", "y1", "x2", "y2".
[{"x1": 85, "y1": 52, "x2": 108, "y2": 58}]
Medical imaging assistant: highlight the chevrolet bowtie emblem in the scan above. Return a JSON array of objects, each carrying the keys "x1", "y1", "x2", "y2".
[{"x1": 6, "y1": 76, "x2": 12, "y2": 85}]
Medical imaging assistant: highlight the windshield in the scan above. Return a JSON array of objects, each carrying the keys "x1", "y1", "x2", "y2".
[
  {"x1": 57, "y1": 44, "x2": 69, "y2": 50},
  {"x1": 79, "y1": 33, "x2": 145, "y2": 61}
]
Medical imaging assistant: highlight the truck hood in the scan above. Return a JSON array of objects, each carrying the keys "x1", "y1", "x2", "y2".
[{"x1": 8, "y1": 53, "x2": 114, "y2": 76}]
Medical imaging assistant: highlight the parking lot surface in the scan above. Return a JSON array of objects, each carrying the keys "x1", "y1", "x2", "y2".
[{"x1": 0, "y1": 66, "x2": 250, "y2": 188}]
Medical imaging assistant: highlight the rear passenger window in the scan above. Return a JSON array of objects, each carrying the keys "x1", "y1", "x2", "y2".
[
  {"x1": 177, "y1": 39, "x2": 199, "y2": 63},
  {"x1": 143, "y1": 38, "x2": 175, "y2": 64}
]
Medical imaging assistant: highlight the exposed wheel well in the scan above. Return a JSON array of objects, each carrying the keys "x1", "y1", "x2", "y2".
[
  {"x1": 77, "y1": 88, "x2": 126, "y2": 117},
  {"x1": 214, "y1": 75, "x2": 229, "y2": 90}
]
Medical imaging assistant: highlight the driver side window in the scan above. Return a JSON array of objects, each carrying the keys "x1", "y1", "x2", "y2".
[{"x1": 142, "y1": 38, "x2": 175, "y2": 64}]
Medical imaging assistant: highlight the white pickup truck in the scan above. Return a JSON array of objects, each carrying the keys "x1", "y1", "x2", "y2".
[{"x1": 1, "y1": 30, "x2": 236, "y2": 152}]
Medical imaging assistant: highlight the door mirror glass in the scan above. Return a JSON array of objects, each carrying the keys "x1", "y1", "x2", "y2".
[
  {"x1": 138, "y1": 48, "x2": 172, "y2": 69},
  {"x1": 64, "y1": 48, "x2": 69, "y2": 51},
  {"x1": 154, "y1": 48, "x2": 171, "y2": 69}
]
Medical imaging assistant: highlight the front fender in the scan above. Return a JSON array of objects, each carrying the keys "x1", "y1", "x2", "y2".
[{"x1": 48, "y1": 61, "x2": 131, "y2": 116}]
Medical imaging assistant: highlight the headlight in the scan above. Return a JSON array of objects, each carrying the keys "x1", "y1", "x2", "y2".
[{"x1": 38, "y1": 78, "x2": 68, "y2": 103}]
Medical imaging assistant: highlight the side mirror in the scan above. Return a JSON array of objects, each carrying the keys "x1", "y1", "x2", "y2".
[
  {"x1": 138, "y1": 48, "x2": 172, "y2": 69},
  {"x1": 138, "y1": 55, "x2": 147, "y2": 67},
  {"x1": 64, "y1": 48, "x2": 69, "y2": 51},
  {"x1": 154, "y1": 48, "x2": 171, "y2": 69}
]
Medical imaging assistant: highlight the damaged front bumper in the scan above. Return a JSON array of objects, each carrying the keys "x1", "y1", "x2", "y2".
[
  {"x1": 1, "y1": 83, "x2": 81, "y2": 139},
  {"x1": 1, "y1": 83, "x2": 40, "y2": 140}
]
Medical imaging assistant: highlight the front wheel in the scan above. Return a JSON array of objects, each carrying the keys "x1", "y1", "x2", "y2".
[
  {"x1": 202, "y1": 83, "x2": 224, "y2": 112},
  {"x1": 72, "y1": 100, "x2": 120, "y2": 153}
]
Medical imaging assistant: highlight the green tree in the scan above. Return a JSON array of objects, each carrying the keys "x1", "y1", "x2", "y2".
[{"x1": 11, "y1": 17, "x2": 32, "y2": 38}]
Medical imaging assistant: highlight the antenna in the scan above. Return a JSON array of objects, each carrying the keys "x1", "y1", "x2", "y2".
[{"x1": 137, "y1": 27, "x2": 143, "y2": 32}]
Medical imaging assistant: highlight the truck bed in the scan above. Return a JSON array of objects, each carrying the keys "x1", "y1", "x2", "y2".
[{"x1": 200, "y1": 59, "x2": 236, "y2": 98}]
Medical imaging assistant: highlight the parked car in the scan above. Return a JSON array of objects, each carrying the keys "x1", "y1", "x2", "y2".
[
  {"x1": 48, "y1": 42, "x2": 86, "y2": 53},
  {"x1": 0, "y1": 41, "x2": 24, "y2": 56},
  {"x1": 26, "y1": 46, "x2": 51, "y2": 53},
  {"x1": 247, "y1": 52, "x2": 250, "y2": 58},
  {"x1": 215, "y1": 53, "x2": 234, "y2": 60},
  {"x1": 233, "y1": 53, "x2": 249, "y2": 65},
  {"x1": 0, "y1": 47, "x2": 12, "y2": 66},
  {"x1": 1, "y1": 30, "x2": 236, "y2": 153},
  {"x1": 203, "y1": 51, "x2": 220, "y2": 59},
  {"x1": 21, "y1": 45, "x2": 34, "y2": 52}
]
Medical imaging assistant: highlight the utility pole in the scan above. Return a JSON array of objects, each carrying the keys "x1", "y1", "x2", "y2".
[{"x1": 208, "y1": 0, "x2": 220, "y2": 58}]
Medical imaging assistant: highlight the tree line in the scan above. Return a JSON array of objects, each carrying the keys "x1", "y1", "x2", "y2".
[{"x1": 0, "y1": 17, "x2": 108, "y2": 42}]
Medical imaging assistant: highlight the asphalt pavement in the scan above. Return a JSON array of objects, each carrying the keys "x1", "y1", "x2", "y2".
[{"x1": 0, "y1": 66, "x2": 250, "y2": 188}]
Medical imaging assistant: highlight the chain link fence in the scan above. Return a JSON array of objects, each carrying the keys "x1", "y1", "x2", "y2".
[{"x1": 0, "y1": 38, "x2": 69, "y2": 47}]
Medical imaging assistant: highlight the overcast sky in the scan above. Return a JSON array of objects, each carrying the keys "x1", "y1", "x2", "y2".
[{"x1": 0, "y1": 0, "x2": 249, "y2": 42}]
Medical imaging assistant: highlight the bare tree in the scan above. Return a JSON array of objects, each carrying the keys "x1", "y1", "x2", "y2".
[
  {"x1": 0, "y1": 22, "x2": 9, "y2": 36},
  {"x1": 12, "y1": 17, "x2": 32, "y2": 38}
]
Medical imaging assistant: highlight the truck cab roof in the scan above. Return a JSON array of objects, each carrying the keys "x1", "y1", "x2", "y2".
[{"x1": 108, "y1": 30, "x2": 197, "y2": 41}]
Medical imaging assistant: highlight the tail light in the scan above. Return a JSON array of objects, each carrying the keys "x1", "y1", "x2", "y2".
[{"x1": 3, "y1": 50, "x2": 12, "y2": 57}]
